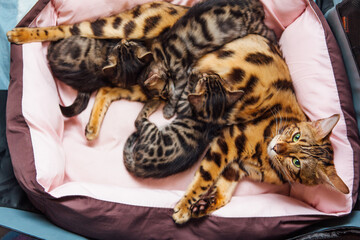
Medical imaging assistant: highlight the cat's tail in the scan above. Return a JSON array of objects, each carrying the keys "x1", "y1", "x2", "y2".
[
  {"x1": 59, "y1": 92, "x2": 91, "y2": 117},
  {"x1": 123, "y1": 131, "x2": 139, "y2": 173}
]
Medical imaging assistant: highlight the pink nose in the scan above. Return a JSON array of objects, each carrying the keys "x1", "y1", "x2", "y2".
[{"x1": 273, "y1": 143, "x2": 286, "y2": 154}]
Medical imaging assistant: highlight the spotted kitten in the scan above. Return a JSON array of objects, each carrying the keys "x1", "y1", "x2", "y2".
[{"x1": 123, "y1": 73, "x2": 243, "y2": 178}]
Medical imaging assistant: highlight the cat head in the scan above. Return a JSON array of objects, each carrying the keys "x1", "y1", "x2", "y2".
[
  {"x1": 188, "y1": 73, "x2": 243, "y2": 124},
  {"x1": 267, "y1": 114, "x2": 349, "y2": 194},
  {"x1": 102, "y1": 40, "x2": 153, "y2": 88},
  {"x1": 141, "y1": 72, "x2": 170, "y2": 100}
]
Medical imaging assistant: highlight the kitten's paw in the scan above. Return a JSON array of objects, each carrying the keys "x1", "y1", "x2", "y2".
[
  {"x1": 85, "y1": 124, "x2": 99, "y2": 141},
  {"x1": 163, "y1": 103, "x2": 175, "y2": 119},
  {"x1": 173, "y1": 202, "x2": 192, "y2": 224}
]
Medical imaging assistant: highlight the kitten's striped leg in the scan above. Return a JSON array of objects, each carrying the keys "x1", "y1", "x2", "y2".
[
  {"x1": 85, "y1": 85, "x2": 148, "y2": 141},
  {"x1": 173, "y1": 126, "x2": 240, "y2": 224}
]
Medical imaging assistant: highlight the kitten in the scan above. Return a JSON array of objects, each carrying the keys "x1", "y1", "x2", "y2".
[
  {"x1": 47, "y1": 37, "x2": 152, "y2": 117},
  {"x1": 123, "y1": 73, "x2": 243, "y2": 178}
]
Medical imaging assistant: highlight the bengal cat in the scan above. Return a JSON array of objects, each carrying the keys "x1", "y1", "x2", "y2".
[
  {"x1": 123, "y1": 73, "x2": 243, "y2": 178},
  {"x1": 48, "y1": 37, "x2": 152, "y2": 117},
  {"x1": 171, "y1": 34, "x2": 349, "y2": 224}
]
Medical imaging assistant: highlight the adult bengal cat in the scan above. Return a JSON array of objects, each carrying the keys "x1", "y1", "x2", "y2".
[{"x1": 171, "y1": 34, "x2": 349, "y2": 224}]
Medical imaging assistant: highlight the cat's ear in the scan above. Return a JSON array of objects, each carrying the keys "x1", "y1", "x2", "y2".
[
  {"x1": 226, "y1": 90, "x2": 244, "y2": 106},
  {"x1": 102, "y1": 55, "x2": 117, "y2": 76},
  {"x1": 311, "y1": 114, "x2": 340, "y2": 140},
  {"x1": 144, "y1": 73, "x2": 162, "y2": 87},
  {"x1": 188, "y1": 93, "x2": 204, "y2": 113},
  {"x1": 136, "y1": 48, "x2": 153, "y2": 63},
  {"x1": 317, "y1": 168, "x2": 349, "y2": 194}
]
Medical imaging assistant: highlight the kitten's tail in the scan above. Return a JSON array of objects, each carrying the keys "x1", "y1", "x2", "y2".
[
  {"x1": 123, "y1": 131, "x2": 139, "y2": 173},
  {"x1": 59, "y1": 92, "x2": 91, "y2": 117}
]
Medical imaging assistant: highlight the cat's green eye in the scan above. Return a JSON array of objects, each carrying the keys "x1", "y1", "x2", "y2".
[
  {"x1": 292, "y1": 158, "x2": 301, "y2": 168},
  {"x1": 292, "y1": 133, "x2": 301, "y2": 142}
]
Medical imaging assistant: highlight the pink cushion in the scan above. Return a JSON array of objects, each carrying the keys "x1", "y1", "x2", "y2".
[{"x1": 20, "y1": 0, "x2": 354, "y2": 219}]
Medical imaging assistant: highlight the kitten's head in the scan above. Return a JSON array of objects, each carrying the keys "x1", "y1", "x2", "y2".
[
  {"x1": 102, "y1": 40, "x2": 153, "y2": 88},
  {"x1": 267, "y1": 114, "x2": 349, "y2": 194},
  {"x1": 141, "y1": 72, "x2": 170, "y2": 100},
  {"x1": 188, "y1": 73, "x2": 243, "y2": 124}
]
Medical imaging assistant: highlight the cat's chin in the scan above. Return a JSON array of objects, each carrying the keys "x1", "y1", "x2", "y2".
[{"x1": 267, "y1": 135, "x2": 279, "y2": 160}]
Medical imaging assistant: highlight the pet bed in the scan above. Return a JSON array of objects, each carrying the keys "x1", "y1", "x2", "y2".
[{"x1": 6, "y1": 0, "x2": 360, "y2": 239}]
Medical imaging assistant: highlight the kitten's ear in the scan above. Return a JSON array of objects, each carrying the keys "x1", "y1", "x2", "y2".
[
  {"x1": 136, "y1": 48, "x2": 153, "y2": 63},
  {"x1": 102, "y1": 55, "x2": 117, "y2": 76},
  {"x1": 318, "y1": 168, "x2": 349, "y2": 194},
  {"x1": 144, "y1": 73, "x2": 161, "y2": 87},
  {"x1": 226, "y1": 90, "x2": 244, "y2": 106},
  {"x1": 188, "y1": 93, "x2": 204, "y2": 113},
  {"x1": 311, "y1": 114, "x2": 340, "y2": 140}
]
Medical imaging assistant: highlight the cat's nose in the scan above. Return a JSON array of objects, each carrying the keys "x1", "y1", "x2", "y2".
[{"x1": 273, "y1": 143, "x2": 286, "y2": 154}]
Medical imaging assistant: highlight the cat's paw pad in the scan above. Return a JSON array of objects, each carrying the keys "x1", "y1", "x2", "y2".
[
  {"x1": 191, "y1": 194, "x2": 216, "y2": 216},
  {"x1": 85, "y1": 124, "x2": 99, "y2": 141},
  {"x1": 163, "y1": 103, "x2": 175, "y2": 119}
]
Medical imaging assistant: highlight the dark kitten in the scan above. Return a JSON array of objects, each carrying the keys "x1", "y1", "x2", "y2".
[{"x1": 47, "y1": 36, "x2": 152, "y2": 117}]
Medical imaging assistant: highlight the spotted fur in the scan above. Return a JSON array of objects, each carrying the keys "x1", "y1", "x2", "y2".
[
  {"x1": 7, "y1": 1, "x2": 188, "y2": 44},
  {"x1": 85, "y1": 76, "x2": 169, "y2": 141},
  {"x1": 172, "y1": 34, "x2": 349, "y2": 224},
  {"x1": 123, "y1": 73, "x2": 243, "y2": 178},
  {"x1": 144, "y1": 0, "x2": 276, "y2": 119}
]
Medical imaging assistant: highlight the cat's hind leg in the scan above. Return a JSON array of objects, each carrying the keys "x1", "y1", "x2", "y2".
[{"x1": 85, "y1": 85, "x2": 148, "y2": 140}]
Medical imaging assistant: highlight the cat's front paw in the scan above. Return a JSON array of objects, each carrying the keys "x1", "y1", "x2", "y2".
[
  {"x1": 7, "y1": 28, "x2": 29, "y2": 44},
  {"x1": 173, "y1": 201, "x2": 192, "y2": 224},
  {"x1": 191, "y1": 193, "x2": 217, "y2": 218},
  {"x1": 85, "y1": 124, "x2": 99, "y2": 141},
  {"x1": 163, "y1": 103, "x2": 176, "y2": 119}
]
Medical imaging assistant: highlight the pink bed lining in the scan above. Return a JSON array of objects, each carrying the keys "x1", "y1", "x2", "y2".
[{"x1": 19, "y1": 0, "x2": 354, "y2": 219}]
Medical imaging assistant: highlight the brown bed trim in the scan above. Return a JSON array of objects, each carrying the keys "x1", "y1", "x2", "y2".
[
  {"x1": 310, "y1": 0, "x2": 360, "y2": 208},
  {"x1": 6, "y1": 1, "x2": 360, "y2": 239}
]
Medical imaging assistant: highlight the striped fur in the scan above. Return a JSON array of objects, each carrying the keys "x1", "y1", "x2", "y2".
[
  {"x1": 172, "y1": 34, "x2": 349, "y2": 224},
  {"x1": 145, "y1": 0, "x2": 276, "y2": 119},
  {"x1": 123, "y1": 73, "x2": 243, "y2": 178},
  {"x1": 48, "y1": 37, "x2": 152, "y2": 117}
]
